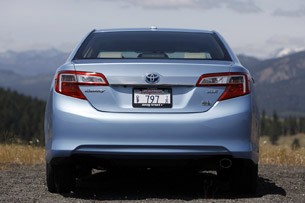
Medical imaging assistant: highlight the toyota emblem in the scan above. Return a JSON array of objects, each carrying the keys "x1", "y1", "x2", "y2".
[{"x1": 145, "y1": 73, "x2": 160, "y2": 84}]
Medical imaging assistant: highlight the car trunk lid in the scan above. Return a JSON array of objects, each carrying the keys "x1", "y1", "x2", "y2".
[{"x1": 73, "y1": 60, "x2": 232, "y2": 113}]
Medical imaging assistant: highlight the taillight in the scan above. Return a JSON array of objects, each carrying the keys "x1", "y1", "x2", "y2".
[
  {"x1": 196, "y1": 72, "x2": 250, "y2": 101},
  {"x1": 55, "y1": 71, "x2": 108, "y2": 100}
]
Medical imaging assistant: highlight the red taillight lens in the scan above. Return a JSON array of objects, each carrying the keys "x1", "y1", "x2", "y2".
[
  {"x1": 55, "y1": 71, "x2": 108, "y2": 100},
  {"x1": 196, "y1": 72, "x2": 250, "y2": 101}
]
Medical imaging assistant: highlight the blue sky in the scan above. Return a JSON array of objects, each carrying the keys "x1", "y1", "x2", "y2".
[{"x1": 0, "y1": 0, "x2": 304, "y2": 58}]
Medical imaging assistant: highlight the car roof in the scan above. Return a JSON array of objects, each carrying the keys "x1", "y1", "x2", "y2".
[{"x1": 94, "y1": 27, "x2": 214, "y2": 34}]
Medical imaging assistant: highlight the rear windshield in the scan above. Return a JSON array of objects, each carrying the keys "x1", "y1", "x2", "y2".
[{"x1": 73, "y1": 31, "x2": 231, "y2": 61}]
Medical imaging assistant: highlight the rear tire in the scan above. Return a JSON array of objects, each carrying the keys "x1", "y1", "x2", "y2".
[
  {"x1": 46, "y1": 163, "x2": 56, "y2": 193},
  {"x1": 231, "y1": 160, "x2": 258, "y2": 194},
  {"x1": 46, "y1": 163, "x2": 75, "y2": 193}
]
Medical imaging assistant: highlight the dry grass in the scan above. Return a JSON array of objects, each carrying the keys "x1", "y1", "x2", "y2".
[
  {"x1": 260, "y1": 135, "x2": 305, "y2": 166},
  {"x1": 0, "y1": 144, "x2": 45, "y2": 166},
  {"x1": 276, "y1": 133, "x2": 305, "y2": 147}
]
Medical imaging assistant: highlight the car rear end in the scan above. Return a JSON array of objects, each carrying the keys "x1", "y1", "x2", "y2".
[{"x1": 45, "y1": 28, "x2": 260, "y2": 194}]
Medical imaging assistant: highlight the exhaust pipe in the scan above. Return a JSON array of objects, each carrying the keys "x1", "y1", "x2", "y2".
[{"x1": 219, "y1": 158, "x2": 232, "y2": 169}]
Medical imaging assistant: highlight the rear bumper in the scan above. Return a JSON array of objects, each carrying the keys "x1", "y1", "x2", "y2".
[
  {"x1": 49, "y1": 147, "x2": 256, "y2": 170},
  {"x1": 45, "y1": 93, "x2": 259, "y2": 166}
]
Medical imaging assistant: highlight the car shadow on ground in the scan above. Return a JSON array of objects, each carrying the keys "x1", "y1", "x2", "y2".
[{"x1": 63, "y1": 170, "x2": 286, "y2": 201}]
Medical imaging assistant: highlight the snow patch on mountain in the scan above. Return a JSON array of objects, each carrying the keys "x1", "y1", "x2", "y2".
[{"x1": 271, "y1": 47, "x2": 305, "y2": 58}]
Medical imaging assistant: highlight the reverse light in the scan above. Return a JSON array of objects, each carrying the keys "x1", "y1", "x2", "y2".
[
  {"x1": 55, "y1": 71, "x2": 108, "y2": 100},
  {"x1": 196, "y1": 72, "x2": 250, "y2": 101}
]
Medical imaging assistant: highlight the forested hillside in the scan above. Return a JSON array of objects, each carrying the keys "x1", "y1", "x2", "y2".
[
  {"x1": 261, "y1": 111, "x2": 305, "y2": 146},
  {"x1": 0, "y1": 88, "x2": 45, "y2": 145}
]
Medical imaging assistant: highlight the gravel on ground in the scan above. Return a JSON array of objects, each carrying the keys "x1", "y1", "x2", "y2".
[{"x1": 0, "y1": 164, "x2": 304, "y2": 202}]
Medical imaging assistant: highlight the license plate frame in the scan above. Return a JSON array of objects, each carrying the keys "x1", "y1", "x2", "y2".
[{"x1": 132, "y1": 88, "x2": 172, "y2": 108}]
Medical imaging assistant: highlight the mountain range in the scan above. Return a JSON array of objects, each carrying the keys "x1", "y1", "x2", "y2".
[
  {"x1": 0, "y1": 49, "x2": 68, "y2": 99},
  {"x1": 238, "y1": 50, "x2": 305, "y2": 116},
  {"x1": 1, "y1": 49, "x2": 305, "y2": 116}
]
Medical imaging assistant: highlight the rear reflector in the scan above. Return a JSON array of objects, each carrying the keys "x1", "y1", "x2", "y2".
[
  {"x1": 55, "y1": 71, "x2": 108, "y2": 100},
  {"x1": 196, "y1": 72, "x2": 250, "y2": 100}
]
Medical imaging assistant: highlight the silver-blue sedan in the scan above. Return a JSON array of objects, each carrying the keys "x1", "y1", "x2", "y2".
[{"x1": 45, "y1": 27, "x2": 260, "y2": 194}]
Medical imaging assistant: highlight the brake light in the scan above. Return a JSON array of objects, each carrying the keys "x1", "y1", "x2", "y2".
[
  {"x1": 55, "y1": 71, "x2": 108, "y2": 100},
  {"x1": 196, "y1": 72, "x2": 250, "y2": 101}
]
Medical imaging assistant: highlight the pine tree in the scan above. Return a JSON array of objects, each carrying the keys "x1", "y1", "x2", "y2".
[{"x1": 270, "y1": 111, "x2": 281, "y2": 144}]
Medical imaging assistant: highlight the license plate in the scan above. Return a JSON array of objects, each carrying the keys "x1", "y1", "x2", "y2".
[{"x1": 133, "y1": 88, "x2": 172, "y2": 108}]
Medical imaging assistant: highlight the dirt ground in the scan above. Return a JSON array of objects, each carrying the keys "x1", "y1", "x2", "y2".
[{"x1": 0, "y1": 164, "x2": 304, "y2": 202}]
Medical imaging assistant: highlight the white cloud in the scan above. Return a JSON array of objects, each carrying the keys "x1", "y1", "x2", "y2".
[
  {"x1": 99, "y1": 0, "x2": 262, "y2": 13},
  {"x1": 226, "y1": 0, "x2": 262, "y2": 13},
  {"x1": 266, "y1": 36, "x2": 305, "y2": 46},
  {"x1": 273, "y1": 6, "x2": 305, "y2": 17}
]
